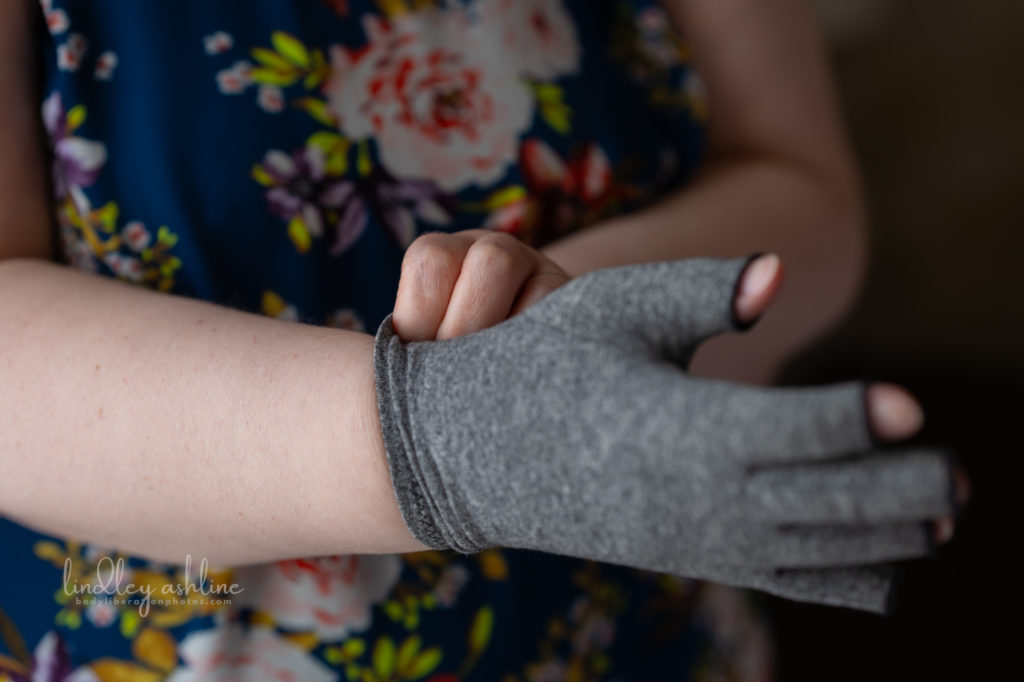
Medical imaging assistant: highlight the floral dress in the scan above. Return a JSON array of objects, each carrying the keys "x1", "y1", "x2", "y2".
[{"x1": 0, "y1": 1, "x2": 774, "y2": 680}]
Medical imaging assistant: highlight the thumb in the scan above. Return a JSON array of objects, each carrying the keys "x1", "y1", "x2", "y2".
[{"x1": 523, "y1": 255, "x2": 769, "y2": 364}]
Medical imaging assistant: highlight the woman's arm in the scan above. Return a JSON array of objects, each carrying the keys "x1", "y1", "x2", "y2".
[
  {"x1": 541, "y1": 0, "x2": 867, "y2": 383},
  {"x1": 0, "y1": 1, "x2": 427, "y2": 565},
  {"x1": 0, "y1": 261, "x2": 430, "y2": 564}
]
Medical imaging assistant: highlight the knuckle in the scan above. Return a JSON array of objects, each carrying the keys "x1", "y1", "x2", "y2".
[
  {"x1": 475, "y1": 231, "x2": 521, "y2": 249},
  {"x1": 402, "y1": 234, "x2": 461, "y2": 283},
  {"x1": 466, "y1": 237, "x2": 523, "y2": 276},
  {"x1": 405, "y1": 232, "x2": 453, "y2": 260}
]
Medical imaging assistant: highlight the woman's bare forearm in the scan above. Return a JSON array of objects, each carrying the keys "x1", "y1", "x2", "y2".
[{"x1": 0, "y1": 258, "x2": 428, "y2": 565}]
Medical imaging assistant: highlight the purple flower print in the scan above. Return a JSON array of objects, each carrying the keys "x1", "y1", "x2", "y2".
[
  {"x1": 0, "y1": 631, "x2": 98, "y2": 682},
  {"x1": 41, "y1": 91, "x2": 107, "y2": 200},
  {"x1": 259, "y1": 146, "x2": 359, "y2": 253},
  {"x1": 346, "y1": 167, "x2": 455, "y2": 254},
  {"x1": 257, "y1": 145, "x2": 454, "y2": 256}
]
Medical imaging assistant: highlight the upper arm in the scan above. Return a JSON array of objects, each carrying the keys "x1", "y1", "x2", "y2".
[
  {"x1": 0, "y1": 0, "x2": 53, "y2": 261},
  {"x1": 663, "y1": 0, "x2": 861, "y2": 193}
]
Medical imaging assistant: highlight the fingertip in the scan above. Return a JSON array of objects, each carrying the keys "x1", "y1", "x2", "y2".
[
  {"x1": 509, "y1": 271, "x2": 571, "y2": 317},
  {"x1": 932, "y1": 516, "x2": 956, "y2": 545},
  {"x1": 389, "y1": 318, "x2": 411, "y2": 342},
  {"x1": 391, "y1": 301, "x2": 438, "y2": 343},
  {"x1": 952, "y1": 466, "x2": 971, "y2": 508},
  {"x1": 733, "y1": 253, "x2": 783, "y2": 326},
  {"x1": 866, "y1": 383, "x2": 925, "y2": 442}
]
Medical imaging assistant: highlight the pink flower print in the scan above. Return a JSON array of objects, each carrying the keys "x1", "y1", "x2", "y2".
[
  {"x1": 565, "y1": 596, "x2": 617, "y2": 655},
  {"x1": 638, "y1": 6, "x2": 671, "y2": 34},
  {"x1": 328, "y1": 308, "x2": 366, "y2": 332},
  {"x1": 262, "y1": 288, "x2": 302, "y2": 322},
  {"x1": 120, "y1": 221, "x2": 151, "y2": 252},
  {"x1": 42, "y1": 4, "x2": 69, "y2": 36},
  {"x1": 574, "y1": 143, "x2": 612, "y2": 203},
  {"x1": 94, "y1": 51, "x2": 118, "y2": 81},
  {"x1": 57, "y1": 33, "x2": 88, "y2": 72},
  {"x1": 478, "y1": 0, "x2": 582, "y2": 80},
  {"x1": 232, "y1": 554, "x2": 402, "y2": 640},
  {"x1": 67, "y1": 34, "x2": 87, "y2": 54},
  {"x1": 167, "y1": 625, "x2": 334, "y2": 682},
  {"x1": 482, "y1": 195, "x2": 528, "y2": 234},
  {"x1": 635, "y1": 7, "x2": 683, "y2": 68},
  {"x1": 319, "y1": 0, "x2": 349, "y2": 16},
  {"x1": 215, "y1": 60, "x2": 252, "y2": 94},
  {"x1": 570, "y1": 614, "x2": 616, "y2": 655},
  {"x1": 276, "y1": 304, "x2": 299, "y2": 322},
  {"x1": 203, "y1": 31, "x2": 234, "y2": 55},
  {"x1": 57, "y1": 48, "x2": 77, "y2": 72},
  {"x1": 326, "y1": 10, "x2": 533, "y2": 191},
  {"x1": 102, "y1": 252, "x2": 144, "y2": 284},
  {"x1": 60, "y1": 229, "x2": 95, "y2": 271},
  {"x1": 257, "y1": 84, "x2": 285, "y2": 113},
  {"x1": 433, "y1": 563, "x2": 468, "y2": 608},
  {"x1": 56, "y1": 48, "x2": 78, "y2": 73},
  {"x1": 486, "y1": 139, "x2": 613, "y2": 247},
  {"x1": 41, "y1": 92, "x2": 108, "y2": 199},
  {"x1": 85, "y1": 599, "x2": 117, "y2": 628}
]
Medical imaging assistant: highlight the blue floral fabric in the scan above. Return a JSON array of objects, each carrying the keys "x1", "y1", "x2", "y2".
[{"x1": 0, "y1": 1, "x2": 773, "y2": 680}]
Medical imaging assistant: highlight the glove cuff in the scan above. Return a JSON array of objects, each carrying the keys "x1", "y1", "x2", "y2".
[{"x1": 372, "y1": 313, "x2": 453, "y2": 552}]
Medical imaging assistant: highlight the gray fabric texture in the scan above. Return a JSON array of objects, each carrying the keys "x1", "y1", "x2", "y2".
[{"x1": 372, "y1": 257, "x2": 956, "y2": 613}]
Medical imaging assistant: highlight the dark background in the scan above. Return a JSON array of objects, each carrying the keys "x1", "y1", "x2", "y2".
[{"x1": 770, "y1": 1, "x2": 1024, "y2": 679}]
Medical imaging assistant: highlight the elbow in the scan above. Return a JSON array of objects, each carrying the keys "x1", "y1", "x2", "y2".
[
  {"x1": 766, "y1": 157, "x2": 870, "y2": 358},
  {"x1": 785, "y1": 151, "x2": 870, "y2": 332}
]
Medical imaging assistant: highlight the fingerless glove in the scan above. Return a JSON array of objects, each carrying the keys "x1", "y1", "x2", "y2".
[{"x1": 373, "y1": 257, "x2": 956, "y2": 612}]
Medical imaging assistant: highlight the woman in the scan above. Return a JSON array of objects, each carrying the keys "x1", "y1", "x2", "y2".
[{"x1": 0, "y1": 1, "x2": 957, "y2": 679}]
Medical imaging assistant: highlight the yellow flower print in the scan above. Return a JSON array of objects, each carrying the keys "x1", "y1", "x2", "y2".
[
  {"x1": 374, "y1": 0, "x2": 444, "y2": 19},
  {"x1": 89, "y1": 627, "x2": 179, "y2": 682},
  {"x1": 249, "y1": 32, "x2": 330, "y2": 90},
  {"x1": 33, "y1": 540, "x2": 233, "y2": 637}
]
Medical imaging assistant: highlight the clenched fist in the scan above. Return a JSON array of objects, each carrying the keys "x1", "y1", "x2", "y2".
[{"x1": 392, "y1": 230, "x2": 573, "y2": 342}]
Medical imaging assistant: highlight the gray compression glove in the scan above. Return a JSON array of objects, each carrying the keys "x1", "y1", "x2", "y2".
[{"x1": 372, "y1": 257, "x2": 957, "y2": 613}]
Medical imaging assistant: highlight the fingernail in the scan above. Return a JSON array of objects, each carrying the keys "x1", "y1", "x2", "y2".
[
  {"x1": 933, "y1": 516, "x2": 955, "y2": 545},
  {"x1": 867, "y1": 384, "x2": 925, "y2": 441},
  {"x1": 735, "y1": 254, "x2": 780, "y2": 322},
  {"x1": 952, "y1": 467, "x2": 971, "y2": 507}
]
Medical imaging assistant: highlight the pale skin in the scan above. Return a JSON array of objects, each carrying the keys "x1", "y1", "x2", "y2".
[{"x1": 0, "y1": 0, "x2": 964, "y2": 567}]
